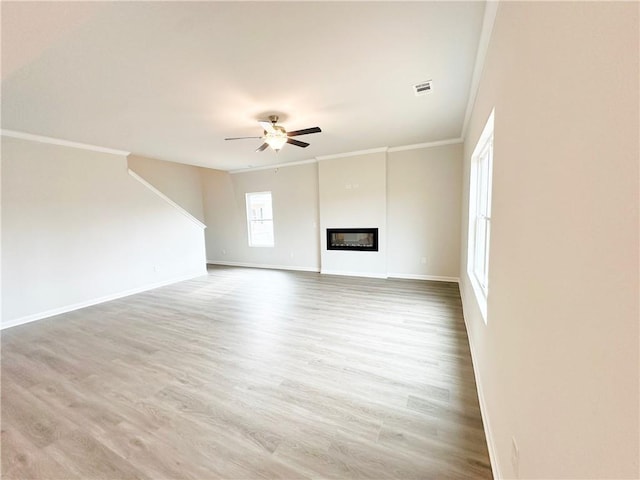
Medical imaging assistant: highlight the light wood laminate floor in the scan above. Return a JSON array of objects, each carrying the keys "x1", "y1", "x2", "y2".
[{"x1": 2, "y1": 266, "x2": 492, "y2": 479}]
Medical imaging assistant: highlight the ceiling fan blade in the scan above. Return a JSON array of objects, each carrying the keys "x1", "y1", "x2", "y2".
[
  {"x1": 287, "y1": 138, "x2": 310, "y2": 148},
  {"x1": 224, "y1": 136, "x2": 262, "y2": 140},
  {"x1": 256, "y1": 143, "x2": 269, "y2": 152},
  {"x1": 286, "y1": 127, "x2": 321, "y2": 137},
  {"x1": 258, "y1": 121, "x2": 276, "y2": 134}
]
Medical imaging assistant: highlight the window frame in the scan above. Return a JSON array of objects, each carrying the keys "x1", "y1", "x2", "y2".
[
  {"x1": 467, "y1": 109, "x2": 494, "y2": 322},
  {"x1": 245, "y1": 191, "x2": 275, "y2": 248}
]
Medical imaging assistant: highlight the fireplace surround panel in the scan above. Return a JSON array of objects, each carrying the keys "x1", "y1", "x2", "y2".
[{"x1": 326, "y1": 228, "x2": 378, "y2": 252}]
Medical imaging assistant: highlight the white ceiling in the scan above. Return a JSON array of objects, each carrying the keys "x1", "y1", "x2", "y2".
[{"x1": 1, "y1": 2, "x2": 486, "y2": 171}]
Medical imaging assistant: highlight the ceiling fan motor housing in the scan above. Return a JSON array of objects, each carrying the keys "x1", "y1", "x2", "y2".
[{"x1": 225, "y1": 115, "x2": 321, "y2": 152}]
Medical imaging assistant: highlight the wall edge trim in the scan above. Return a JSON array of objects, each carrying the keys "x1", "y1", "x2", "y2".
[
  {"x1": 0, "y1": 129, "x2": 131, "y2": 156},
  {"x1": 127, "y1": 169, "x2": 207, "y2": 229},
  {"x1": 1, "y1": 270, "x2": 208, "y2": 330}
]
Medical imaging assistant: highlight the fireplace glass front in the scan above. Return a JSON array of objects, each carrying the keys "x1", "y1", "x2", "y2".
[{"x1": 326, "y1": 228, "x2": 378, "y2": 252}]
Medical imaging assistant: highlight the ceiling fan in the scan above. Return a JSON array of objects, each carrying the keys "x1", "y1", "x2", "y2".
[{"x1": 225, "y1": 115, "x2": 322, "y2": 152}]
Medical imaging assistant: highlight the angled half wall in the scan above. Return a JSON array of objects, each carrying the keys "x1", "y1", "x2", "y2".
[{"x1": 1, "y1": 135, "x2": 207, "y2": 328}]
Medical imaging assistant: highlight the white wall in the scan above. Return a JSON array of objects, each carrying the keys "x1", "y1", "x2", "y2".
[
  {"x1": 202, "y1": 163, "x2": 320, "y2": 271},
  {"x1": 318, "y1": 151, "x2": 387, "y2": 278},
  {"x1": 1, "y1": 136, "x2": 207, "y2": 327},
  {"x1": 387, "y1": 144, "x2": 462, "y2": 280},
  {"x1": 460, "y1": 3, "x2": 639, "y2": 479},
  {"x1": 128, "y1": 154, "x2": 205, "y2": 222}
]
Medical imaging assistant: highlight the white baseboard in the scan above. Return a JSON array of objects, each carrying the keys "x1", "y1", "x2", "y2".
[
  {"x1": 459, "y1": 279, "x2": 501, "y2": 478},
  {"x1": 320, "y1": 269, "x2": 388, "y2": 279},
  {"x1": 207, "y1": 260, "x2": 320, "y2": 273},
  {"x1": 1, "y1": 270, "x2": 208, "y2": 330},
  {"x1": 207, "y1": 263, "x2": 458, "y2": 283},
  {"x1": 387, "y1": 272, "x2": 460, "y2": 283}
]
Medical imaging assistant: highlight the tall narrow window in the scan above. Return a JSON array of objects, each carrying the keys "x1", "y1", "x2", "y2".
[
  {"x1": 467, "y1": 109, "x2": 494, "y2": 322},
  {"x1": 246, "y1": 192, "x2": 274, "y2": 247}
]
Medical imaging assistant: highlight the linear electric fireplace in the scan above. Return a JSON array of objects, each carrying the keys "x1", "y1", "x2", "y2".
[{"x1": 326, "y1": 228, "x2": 378, "y2": 252}]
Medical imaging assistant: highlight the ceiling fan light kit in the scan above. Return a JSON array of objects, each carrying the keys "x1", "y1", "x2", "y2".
[
  {"x1": 225, "y1": 115, "x2": 321, "y2": 153},
  {"x1": 264, "y1": 127, "x2": 288, "y2": 152}
]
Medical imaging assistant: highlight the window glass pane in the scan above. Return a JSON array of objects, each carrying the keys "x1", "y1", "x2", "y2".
[
  {"x1": 246, "y1": 192, "x2": 274, "y2": 247},
  {"x1": 477, "y1": 148, "x2": 489, "y2": 216},
  {"x1": 486, "y1": 143, "x2": 493, "y2": 216},
  {"x1": 248, "y1": 193, "x2": 272, "y2": 221},
  {"x1": 249, "y1": 220, "x2": 274, "y2": 246},
  {"x1": 467, "y1": 108, "x2": 494, "y2": 321},
  {"x1": 474, "y1": 218, "x2": 486, "y2": 279},
  {"x1": 483, "y1": 221, "x2": 491, "y2": 287}
]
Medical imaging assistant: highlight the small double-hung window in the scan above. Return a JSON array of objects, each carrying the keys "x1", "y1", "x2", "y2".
[
  {"x1": 246, "y1": 192, "x2": 274, "y2": 247},
  {"x1": 467, "y1": 109, "x2": 494, "y2": 322}
]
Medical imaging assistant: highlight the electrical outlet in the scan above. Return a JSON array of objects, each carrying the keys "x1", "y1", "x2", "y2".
[
  {"x1": 290, "y1": 252, "x2": 295, "y2": 259},
  {"x1": 222, "y1": 249, "x2": 226, "y2": 255},
  {"x1": 153, "y1": 265, "x2": 160, "y2": 272},
  {"x1": 511, "y1": 437, "x2": 520, "y2": 478},
  {"x1": 420, "y1": 257, "x2": 427, "y2": 264}
]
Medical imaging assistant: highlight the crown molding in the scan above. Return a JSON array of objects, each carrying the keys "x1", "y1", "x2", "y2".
[
  {"x1": 1, "y1": 129, "x2": 130, "y2": 156},
  {"x1": 229, "y1": 157, "x2": 317, "y2": 175},
  {"x1": 387, "y1": 137, "x2": 463, "y2": 153},
  {"x1": 229, "y1": 138, "x2": 465, "y2": 174},
  {"x1": 461, "y1": 0, "x2": 500, "y2": 140},
  {"x1": 316, "y1": 147, "x2": 389, "y2": 161}
]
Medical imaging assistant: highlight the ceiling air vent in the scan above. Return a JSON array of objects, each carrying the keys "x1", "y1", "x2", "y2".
[{"x1": 413, "y1": 80, "x2": 433, "y2": 96}]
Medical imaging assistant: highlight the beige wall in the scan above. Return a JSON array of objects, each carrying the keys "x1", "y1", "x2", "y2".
[
  {"x1": 1, "y1": 137, "x2": 207, "y2": 327},
  {"x1": 128, "y1": 154, "x2": 205, "y2": 222},
  {"x1": 202, "y1": 163, "x2": 320, "y2": 271},
  {"x1": 318, "y1": 152, "x2": 387, "y2": 277},
  {"x1": 460, "y1": 2, "x2": 639, "y2": 478},
  {"x1": 201, "y1": 146, "x2": 463, "y2": 279},
  {"x1": 387, "y1": 144, "x2": 462, "y2": 280}
]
